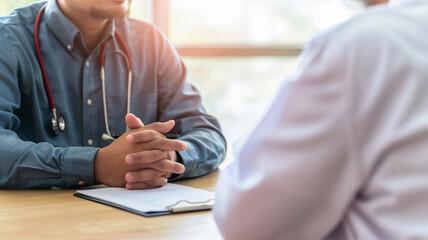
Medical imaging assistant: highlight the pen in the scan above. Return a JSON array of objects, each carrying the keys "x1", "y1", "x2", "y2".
[{"x1": 112, "y1": 133, "x2": 180, "y2": 139}]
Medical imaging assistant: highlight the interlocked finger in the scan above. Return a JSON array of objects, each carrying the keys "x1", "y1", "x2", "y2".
[
  {"x1": 125, "y1": 169, "x2": 165, "y2": 183},
  {"x1": 145, "y1": 159, "x2": 185, "y2": 175},
  {"x1": 126, "y1": 150, "x2": 169, "y2": 165},
  {"x1": 125, "y1": 177, "x2": 168, "y2": 190},
  {"x1": 144, "y1": 138, "x2": 187, "y2": 151},
  {"x1": 127, "y1": 130, "x2": 165, "y2": 144}
]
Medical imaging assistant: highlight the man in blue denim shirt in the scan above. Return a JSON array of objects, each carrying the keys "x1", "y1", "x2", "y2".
[{"x1": 0, "y1": 0, "x2": 226, "y2": 189}]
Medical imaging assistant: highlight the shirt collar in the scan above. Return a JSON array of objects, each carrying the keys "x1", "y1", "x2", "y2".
[{"x1": 43, "y1": 0, "x2": 116, "y2": 52}]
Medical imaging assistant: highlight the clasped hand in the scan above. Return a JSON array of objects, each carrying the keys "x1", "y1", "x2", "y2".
[{"x1": 94, "y1": 114, "x2": 187, "y2": 190}]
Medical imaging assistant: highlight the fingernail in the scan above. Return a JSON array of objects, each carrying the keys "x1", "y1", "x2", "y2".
[
  {"x1": 127, "y1": 134, "x2": 134, "y2": 143},
  {"x1": 126, "y1": 155, "x2": 134, "y2": 164},
  {"x1": 137, "y1": 117, "x2": 144, "y2": 125},
  {"x1": 177, "y1": 165, "x2": 185, "y2": 174},
  {"x1": 126, "y1": 174, "x2": 134, "y2": 182}
]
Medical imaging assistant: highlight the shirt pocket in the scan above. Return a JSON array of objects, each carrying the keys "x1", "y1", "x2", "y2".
[
  {"x1": 130, "y1": 93, "x2": 158, "y2": 124},
  {"x1": 106, "y1": 93, "x2": 158, "y2": 135}
]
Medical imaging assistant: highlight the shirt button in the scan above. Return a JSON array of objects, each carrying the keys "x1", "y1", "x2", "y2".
[
  {"x1": 86, "y1": 61, "x2": 90, "y2": 67},
  {"x1": 67, "y1": 44, "x2": 72, "y2": 50},
  {"x1": 87, "y1": 98, "x2": 92, "y2": 106},
  {"x1": 87, "y1": 139, "x2": 93, "y2": 146}
]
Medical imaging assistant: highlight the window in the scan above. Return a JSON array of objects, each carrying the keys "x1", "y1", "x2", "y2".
[
  {"x1": 149, "y1": 0, "x2": 361, "y2": 163},
  {"x1": 170, "y1": 0, "x2": 358, "y2": 45},
  {"x1": 0, "y1": 0, "x2": 38, "y2": 16},
  {"x1": 2, "y1": 0, "x2": 362, "y2": 163}
]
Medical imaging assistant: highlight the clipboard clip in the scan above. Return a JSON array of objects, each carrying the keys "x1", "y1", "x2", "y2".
[{"x1": 165, "y1": 199, "x2": 215, "y2": 213}]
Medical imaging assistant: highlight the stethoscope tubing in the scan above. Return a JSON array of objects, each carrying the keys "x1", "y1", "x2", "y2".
[
  {"x1": 34, "y1": 6, "x2": 56, "y2": 112},
  {"x1": 34, "y1": 5, "x2": 133, "y2": 138}
]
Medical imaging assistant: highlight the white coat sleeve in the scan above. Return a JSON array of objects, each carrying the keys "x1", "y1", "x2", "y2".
[{"x1": 213, "y1": 37, "x2": 363, "y2": 240}]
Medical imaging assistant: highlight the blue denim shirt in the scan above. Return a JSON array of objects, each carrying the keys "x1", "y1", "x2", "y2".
[{"x1": 0, "y1": 0, "x2": 226, "y2": 189}]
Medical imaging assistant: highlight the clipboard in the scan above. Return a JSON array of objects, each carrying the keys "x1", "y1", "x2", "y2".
[{"x1": 74, "y1": 183, "x2": 215, "y2": 217}]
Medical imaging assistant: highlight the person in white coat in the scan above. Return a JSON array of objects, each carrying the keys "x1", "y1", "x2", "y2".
[{"x1": 214, "y1": 0, "x2": 428, "y2": 239}]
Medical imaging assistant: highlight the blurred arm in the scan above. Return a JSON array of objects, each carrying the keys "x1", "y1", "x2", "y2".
[{"x1": 214, "y1": 38, "x2": 363, "y2": 239}]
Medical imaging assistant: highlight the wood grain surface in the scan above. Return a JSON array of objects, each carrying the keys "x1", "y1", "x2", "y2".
[{"x1": 0, "y1": 171, "x2": 222, "y2": 240}]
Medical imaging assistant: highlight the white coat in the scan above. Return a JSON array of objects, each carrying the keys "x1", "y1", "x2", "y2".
[{"x1": 214, "y1": 0, "x2": 428, "y2": 239}]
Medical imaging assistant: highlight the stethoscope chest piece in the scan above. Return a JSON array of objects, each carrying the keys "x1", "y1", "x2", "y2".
[{"x1": 51, "y1": 114, "x2": 65, "y2": 135}]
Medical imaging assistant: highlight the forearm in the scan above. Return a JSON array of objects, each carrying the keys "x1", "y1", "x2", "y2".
[{"x1": 0, "y1": 130, "x2": 97, "y2": 189}]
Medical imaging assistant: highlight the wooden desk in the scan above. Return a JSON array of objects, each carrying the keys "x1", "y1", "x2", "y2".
[{"x1": 0, "y1": 171, "x2": 222, "y2": 240}]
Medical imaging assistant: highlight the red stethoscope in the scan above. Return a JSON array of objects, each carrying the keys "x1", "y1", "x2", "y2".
[{"x1": 34, "y1": 6, "x2": 133, "y2": 140}]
